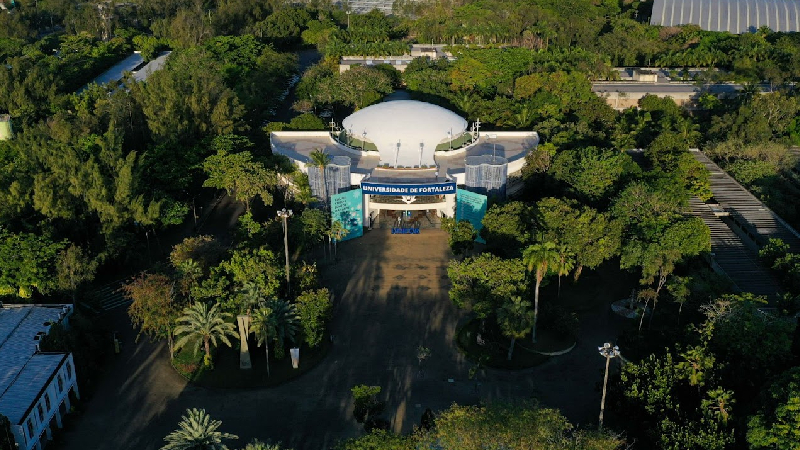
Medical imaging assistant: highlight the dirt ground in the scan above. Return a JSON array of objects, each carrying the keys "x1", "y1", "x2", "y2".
[{"x1": 58, "y1": 228, "x2": 631, "y2": 450}]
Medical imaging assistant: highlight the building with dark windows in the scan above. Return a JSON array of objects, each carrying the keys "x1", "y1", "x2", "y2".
[{"x1": 0, "y1": 304, "x2": 79, "y2": 450}]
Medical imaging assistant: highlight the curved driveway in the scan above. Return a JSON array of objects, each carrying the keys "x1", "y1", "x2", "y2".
[{"x1": 60, "y1": 229, "x2": 627, "y2": 450}]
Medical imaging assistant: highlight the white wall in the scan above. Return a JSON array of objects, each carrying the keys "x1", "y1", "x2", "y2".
[{"x1": 14, "y1": 355, "x2": 79, "y2": 450}]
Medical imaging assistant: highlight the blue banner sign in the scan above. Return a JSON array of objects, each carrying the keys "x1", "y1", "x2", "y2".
[
  {"x1": 392, "y1": 228, "x2": 420, "y2": 234},
  {"x1": 361, "y1": 181, "x2": 456, "y2": 195},
  {"x1": 456, "y1": 189, "x2": 488, "y2": 244},
  {"x1": 331, "y1": 189, "x2": 364, "y2": 242}
]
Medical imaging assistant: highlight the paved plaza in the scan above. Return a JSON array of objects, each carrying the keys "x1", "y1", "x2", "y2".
[{"x1": 60, "y1": 229, "x2": 626, "y2": 450}]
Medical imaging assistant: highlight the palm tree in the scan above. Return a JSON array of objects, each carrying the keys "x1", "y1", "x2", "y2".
[
  {"x1": 522, "y1": 241, "x2": 559, "y2": 343},
  {"x1": 308, "y1": 149, "x2": 332, "y2": 204},
  {"x1": 497, "y1": 297, "x2": 534, "y2": 361},
  {"x1": 243, "y1": 439, "x2": 286, "y2": 450},
  {"x1": 267, "y1": 299, "x2": 300, "y2": 359},
  {"x1": 174, "y1": 302, "x2": 237, "y2": 366},
  {"x1": 161, "y1": 408, "x2": 238, "y2": 450},
  {"x1": 554, "y1": 244, "x2": 575, "y2": 298},
  {"x1": 250, "y1": 306, "x2": 276, "y2": 377}
]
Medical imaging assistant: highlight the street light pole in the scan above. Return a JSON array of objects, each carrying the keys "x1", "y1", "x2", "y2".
[
  {"x1": 278, "y1": 208, "x2": 293, "y2": 294},
  {"x1": 598, "y1": 343, "x2": 620, "y2": 430}
]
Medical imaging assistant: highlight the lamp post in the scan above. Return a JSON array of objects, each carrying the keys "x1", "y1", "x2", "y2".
[
  {"x1": 278, "y1": 208, "x2": 293, "y2": 294},
  {"x1": 447, "y1": 129, "x2": 452, "y2": 151},
  {"x1": 488, "y1": 133, "x2": 497, "y2": 161},
  {"x1": 346, "y1": 10, "x2": 351, "y2": 30},
  {"x1": 362, "y1": 130, "x2": 367, "y2": 151},
  {"x1": 598, "y1": 343, "x2": 620, "y2": 430}
]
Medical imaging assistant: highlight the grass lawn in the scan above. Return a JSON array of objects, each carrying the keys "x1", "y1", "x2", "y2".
[{"x1": 172, "y1": 337, "x2": 331, "y2": 388}]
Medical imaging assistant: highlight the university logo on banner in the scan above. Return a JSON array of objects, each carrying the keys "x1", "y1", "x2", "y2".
[
  {"x1": 456, "y1": 189, "x2": 488, "y2": 243},
  {"x1": 331, "y1": 189, "x2": 363, "y2": 242}
]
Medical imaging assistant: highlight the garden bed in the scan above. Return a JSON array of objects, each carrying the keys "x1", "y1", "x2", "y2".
[
  {"x1": 172, "y1": 337, "x2": 331, "y2": 388},
  {"x1": 456, "y1": 319, "x2": 549, "y2": 370}
]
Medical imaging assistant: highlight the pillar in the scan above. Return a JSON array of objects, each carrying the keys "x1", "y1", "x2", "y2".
[
  {"x1": 363, "y1": 193, "x2": 371, "y2": 227},
  {"x1": 445, "y1": 193, "x2": 456, "y2": 218},
  {"x1": 55, "y1": 407, "x2": 62, "y2": 428}
]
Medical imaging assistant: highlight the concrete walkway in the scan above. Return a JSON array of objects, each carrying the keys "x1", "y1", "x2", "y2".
[{"x1": 59, "y1": 229, "x2": 627, "y2": 450}]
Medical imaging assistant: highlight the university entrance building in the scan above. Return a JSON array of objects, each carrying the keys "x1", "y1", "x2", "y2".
[{"x1": 270, "y1": 100, "x2": 538, "y2": 241}]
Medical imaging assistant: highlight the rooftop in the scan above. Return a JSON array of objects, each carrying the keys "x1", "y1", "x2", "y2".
[
  {"x1": 342, "y1": 101, "x2": 468, "y2": 167},
  {"x1": 0, "y1": 304, "x2": 71, "y2": 424}
]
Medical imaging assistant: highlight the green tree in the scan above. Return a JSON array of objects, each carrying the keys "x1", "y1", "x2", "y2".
[
  {"x1": 747, "y1": 367, "x2": 800, "y2": 450},
  {"x1": 243, "y1": 439, "x2": 290, "y2": 450},
  {"x1": 441, "y1": 217, "x2": 476, "y2": 256},
  {"x1": 416, "y1": 401, "x2": 624, "y2": 450},
  {"x1": 161, "y1": 408, "x2": 238, "y2": 450},
  {"x1": 447, "y1": 254, "x2": 526, "y2": 319},
  {"x1": 497, "y1": 297, "x2": 534, "y2": 360},
  {"x1": 480, "y1": 201, "x2": 535, "y2": 256},
  {"x1": 55, "y1": 244, "x2": 97, "y2": 303},
  {"x1": 0, "y1": 230, "x2": 67, "y2": 298},
  {"x1": 335, "y1": 430, "x2": 412, "y2": 450},
  {"x1": 174, "y1": 302, "x2": 237, "y2": 367},
  {"x1": 202, "y1": 148, "x2": 275, "y2": 211},
  {"x1": 295, "y1": 288, "x2": 332, "y2": 348},
  {"x1": 123, "y1": 273, "x2": 183, "y2": 358},
  {"x1": 522, "y1": 242, "x2": 559, "y2": 343},
  {"x1": 194, "y1": 247, "x2": 283, "y2": 312},
  {"x1": 351, "y1": 385, "x2": 385, "y2": 425}
]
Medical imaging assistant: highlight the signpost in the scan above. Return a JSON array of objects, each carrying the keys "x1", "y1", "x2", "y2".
[
  {"x1": 456, "y1": 189, "x2": 488, "y2": 243},
  {"x1": 331, "y1": 189, "x2": 364, "y2": 242}
]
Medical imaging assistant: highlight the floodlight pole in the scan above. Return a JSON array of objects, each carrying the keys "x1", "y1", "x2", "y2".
[
  {"x1": 278, "y1": 208, "x2": 293, "y2": 295},
  {"x1": 448, "y1": 129, "x2": 452, "y2": 151},
  {"x1": 362, "y1": 131, "x2": 366, "y2": 151},
  {"x1": 598, "y1": 343, "x2": 621, "y2": 430}
]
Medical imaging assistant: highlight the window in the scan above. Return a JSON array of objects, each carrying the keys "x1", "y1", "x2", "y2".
[
  {"x1": 66, "y1": 361, "x2": 73, "y2": 379},
  {"x1": 44, "y1": 393, "x2": 51, "y2": 411},
  {"x1": 57, "y1": 375, "x2": 64, "y2": 393},
  {"x1": 37, "y1": 404, "x2": 44, "y2": 422},
  {"x1": 26, "y1": 419, "x2": 34, "y2": 438}
]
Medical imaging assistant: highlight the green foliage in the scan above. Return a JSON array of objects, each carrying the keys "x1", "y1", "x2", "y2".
[
  {"x1": 416, "y1": 401, "x2": 624, "y2": 450},
  {"x1": 550, "y1": 147, "x2": 635, "y2": 201},
  {"x1": 535, "y1": 197, "x2": 621, "y2": 278},
  {"x1": 39, "y1": 312, "x2": 109, "y2": 393},
  {"x1": 287, "y1": 113, "x2": 326, "y2": 131},
  {"x1": 295, "y1": 288, "x2": 332, "y2": 348},
  {"x1": 335, "y1": 430, "x2": 412, "y2": 450},
  {"x1": 123, "y1": 272, "x2": 183, "y2": 345},
  {"x1": 441, "y1": 217, "x2": 476, "y2": 256},
  {"x1": 447, "y1": 254, "x2": 526, "y2": 319},
  {"x1": 173, "y1": 302, "x2": 237, "y2": 363},
  {"x1": 0, "y1": 229, "x2": 66, "y2": 298},
  {"x1": 480, "y1": 201, "x2": 535, "y2": 256},
  {"x1": 351, "y1": 385, "x2": 385, "y2": 425},
  {"x1": 497, "y1": 297, "x2": 534, "y2": 360},
  {"x1": 161, "y1": 408, "x2": 238, "y2": 450},
  {"x1": 55, "y1": 243, "x2": 97, "y2": 300},
  {"x1": 194, "y1": 247, "x2": 283, "y2": 313},
  {"x1": 747, "y1": 367, "x2": 800, "y2": 450},
  {"x1": 202, "y1": 137, "x2": 276, "y2": 211}
]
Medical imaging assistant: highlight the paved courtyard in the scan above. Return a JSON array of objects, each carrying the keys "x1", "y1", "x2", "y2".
[{"x1": 59, "y1": 229, "x2": 627, "y2": 450}]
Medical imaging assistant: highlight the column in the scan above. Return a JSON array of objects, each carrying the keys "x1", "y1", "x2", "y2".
[
  {"x1": 363, "y1": 193, "x2": 371, "y2": 227},
  {"x1": 55, "y1": 406, "x2": 63, "y2": 428},
  {"x1": 445, "y1": 193, "x2": 456, "y2": 217}
]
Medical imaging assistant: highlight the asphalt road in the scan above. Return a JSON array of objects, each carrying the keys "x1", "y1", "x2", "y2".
[{"x1": 58, "y1": 229, "x2": 632, "y2": 450}]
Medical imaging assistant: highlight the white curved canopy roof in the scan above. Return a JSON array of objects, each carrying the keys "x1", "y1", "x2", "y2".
[{"x1": 342, "y1": 100, "x2": 468, "y2": 167}]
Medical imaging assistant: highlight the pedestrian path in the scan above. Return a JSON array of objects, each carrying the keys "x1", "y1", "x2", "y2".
[
  {"x1": 81, "y1": 279, "x2": 130, "y2": 312},
  {"x1": 691, "y1": 149, "x2": 800, "y2": 253},
  {"x1": 688, "y1": 197, "x2": 780, "y2": 297}
]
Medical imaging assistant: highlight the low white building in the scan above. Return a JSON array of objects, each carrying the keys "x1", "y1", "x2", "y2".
[{"x1": 0, "y1": 304, "x2": 79, "y2": 450}]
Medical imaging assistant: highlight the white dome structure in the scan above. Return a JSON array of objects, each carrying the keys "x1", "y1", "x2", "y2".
[{"x1": 342, "y1": 100, "x2": 468, "y2": 168}]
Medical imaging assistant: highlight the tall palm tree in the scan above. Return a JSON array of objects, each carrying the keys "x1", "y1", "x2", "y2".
[
  {"x1": 497, "y1": 297, "x2": 534, "y2": 361},
  {"x1": 174, "y1": 302, "x2": 237, "y2": 366},
  {"x1": 250, "y1": 306, "x2": 276, "y2": 377},
  {"x1": 161, "y1": 408, "x2": 238, "y2": 450},
  {"x1": 522, "y1": 241, "x2": 559, "y2": 343},
  {"x1": 308, "y1": 149, "x2": 332, "y2": 204}
]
